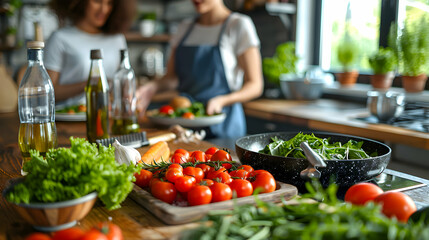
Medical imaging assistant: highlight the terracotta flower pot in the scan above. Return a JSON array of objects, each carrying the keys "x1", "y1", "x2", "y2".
[
  {"x1": 401, "y1": 74, "x2": 428, "y2": 93},
  {"x1": 335, "y1": 70, "x2": 359, "y2": 87},
  {"x1": 370, "y1": 72, "x2": 394, "y2": 90}
]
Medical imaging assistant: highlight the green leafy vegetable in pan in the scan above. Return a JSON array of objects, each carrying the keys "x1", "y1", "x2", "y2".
[
  {"x1": 259, "y1": 133, "x2": 376, "y2": 160},
  {"x1": 6, "y1": 137, "x2": 138, "y2": 210}
]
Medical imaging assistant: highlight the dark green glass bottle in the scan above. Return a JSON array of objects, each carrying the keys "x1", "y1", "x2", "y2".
[{"x1": 86, "y1": 49, "x2": 109, "y2": 143}]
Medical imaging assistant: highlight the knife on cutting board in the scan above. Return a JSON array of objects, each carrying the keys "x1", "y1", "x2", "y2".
[{"x1": 96, "y1": 132, "x2": 176, "y2": 148}]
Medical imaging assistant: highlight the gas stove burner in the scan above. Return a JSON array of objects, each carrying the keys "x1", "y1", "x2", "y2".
[{"x1": 356, "y1": 101, "x2": 429, "y2": 133}]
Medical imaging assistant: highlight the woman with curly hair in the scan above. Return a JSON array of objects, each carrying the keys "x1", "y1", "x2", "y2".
[{"x1": 44, "y1": 0, "x2": 136, "y2": 107}]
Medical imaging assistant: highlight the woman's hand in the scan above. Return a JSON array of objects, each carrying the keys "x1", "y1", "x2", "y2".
[
  {"x1": 206, "y1": 95, "x2": 226, "y2": 115},
  {"x1": 136, "y1": 82, "x2": 157, "y2": 117}
]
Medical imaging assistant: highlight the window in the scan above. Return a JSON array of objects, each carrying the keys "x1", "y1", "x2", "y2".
[{"x1": 319, "y1": 0, "x2": 381, "y2": 73}]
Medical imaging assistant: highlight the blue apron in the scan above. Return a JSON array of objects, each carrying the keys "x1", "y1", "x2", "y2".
[{"x1": 175, "y1": 14, "x2": 246, "y2": 138}]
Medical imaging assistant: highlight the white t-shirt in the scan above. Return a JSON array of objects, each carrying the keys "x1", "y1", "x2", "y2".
[
  {"x1": 170, "y1": 13, "x2": 260, "y2": 92},
  {"x1": 44, "y1": 26, "x2": 127, "y2": 106}
]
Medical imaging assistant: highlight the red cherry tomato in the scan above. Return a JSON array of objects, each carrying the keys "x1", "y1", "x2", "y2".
[
  {"x1": 205, "y1": 147, "x2": 219, "y2": 156},
  {"x1": 344, "y1": 183, "x2": 383, "y2": 205},
  {"x1": 171, "y1": 153, "x2": 187, "y2": 164},
  {"x1": 168, "y1": 163, "x2": 183, "y2": 171},
  {"x1": 182, "y1": 112, "x2": 195, "y2": 119},
  {"x1": 25, "y1": 233, "x2": 52, "y2": 240},
  {"x1": 229, "y1": 179, "x2": 253, "y2": 198},
  {"x1": 374, "y1": 191, "x2": 417, "y2": 222},
  {"x1": 151, "y1": 181, "x2": 177, "y2": 204},
  {"x1": 196, "y1": 163, "x2": 212, "y2": 175},
  {"x1": 52, "y1": 227, "x2": 85, "y2": 240},
  {"x1": 214, "y1": 171, "x2": 232, "y2": 184},
  {"x1": 165, "y1": 168, "x2": 184, "y2": 183},
  {"x1": 134, "y1": 169, "x2": 153, "y2": 188},
  {"x1": 238, "y1": 165, "x2": 254, "y2": 173},
  {"x1": 210, "y1": 182, "x2": 232, "y2": 202},
  {"x1": 149, "y1": 177, "x2": 162, "y2": 190},
  {"x1": 175, "y1": 176, "x2": 196, "y2": 192},
  {"x1": 80, "y1": 229, "x2": 108, "y2": 240},
  {"x1": 229, "y1": 169, "x2": 249, "y2": 179},
  {"x1": 188, "y1": 185, "x2": 212, "y2": 206},
  {"x1": 94, "y1": 222, "x2": 123, "y2": 240},
  {"x1": 206, "y1": 167, "x2": 227, "y2": 180},
  {"x1": 210, "y1": 150, "x2": 232, "y2": 162},
  {"x1": 173, "y1": 149, "x2": 190, "y2": 159},
  {"x1": 183, "y1": 166, "x2": 204, "y2": 182},
  {"x1": 249, "y1": 170, "x2": 276, "y2": 193},
  {"x1": 159, "y1": 105, "x2": 174, "y2": 115},
  {"x1": 189, "y1": 150, "x2": 206, "y2": 163},
  {"x1": 200, "y1": 179, "x2": 214, "y2": 187}
]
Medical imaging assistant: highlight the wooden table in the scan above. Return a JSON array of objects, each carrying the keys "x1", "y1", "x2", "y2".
[
  {"x1": 1, "y1": 111, "x2": 429, "y2": 240},
  {"x1": 243, "y1": 99, "x2": 429, "y2": 150}
]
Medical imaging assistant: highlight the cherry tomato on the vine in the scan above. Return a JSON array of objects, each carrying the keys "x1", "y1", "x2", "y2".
[
  {"x1": 188, "y1": 185, "x2": 212, "y2": 206},
  {"x1": 168, "y1": 163, "x2": 183, "y2": 171},
  {"x1": 210, "y1": 150, "x2": 232, "y2": 162},
  {"x1": 229, "y1": 169, "x2": 249, "y2": 179},
  {"x1": 200, "y1": 179, "x2": 214, "y2": 187},
  {"x1": 165, "y1": 168, "x2": 184, "y2": 183},
  {"x1": 249, "y1": 170, "x2": 276, "y2": 193},
  {"x1": 214, "y1": 171, "x2": 232, "y2": 184},
  {"x1": 205, "y1": 147, "x2": 219, "y2": 156},
  {"x1": 175, "y1": 176, "x2": 196, "y2": 192},
  {"x1": 151, "y1": 181, "x2": 177, "y2": 204},
  {"x1": 183, "y1": 167, "x2": 204, "y2": 182},
  {"x1": 206, "y1": 167, "x2": 227, "y2": 180},
  {"x1": 171, "y1": 153, "x2": 187, "y2": 164},
  {"x1": 196, "y1": 163, "x2": 212, "y2": 175},
  {"x1": 94, "y1": 222, "x2": 123, "y2": 240},
  {"x1": 189, "y1": 150, "x2": 206, "y2": 163},
  {"x1": 210, "y1": 182, "x2": 232, "y2": 202},
  {"x1": 229, "y1": 179, "x2": 253, "y2": 198},
  {"x1": 134, "y1": 169, "x2": 153, "y2": 188},
  {"x1": 238, "y1": 165, "x2": 254, "y2": 173},
  {"x1": 174, "y1": 149, "x2": 190, "y2": 159}
]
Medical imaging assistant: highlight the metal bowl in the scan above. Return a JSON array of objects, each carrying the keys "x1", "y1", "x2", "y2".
[
  {"x1": 3, "y1": 178, "x2": 97, "y2": 232},
  {"x1": 367, "y1": 91, "x2": 405, "y2": 122},
  {"x1": 235, "y1": 132, "x2": 391, "y2": 189},
  {"x1": 279, "y1": 75, "x2": 325, "y2": 100}
]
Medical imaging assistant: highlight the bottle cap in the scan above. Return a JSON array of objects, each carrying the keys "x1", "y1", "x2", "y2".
[
  {"x1": 27, "y1": 41, "x2": 45, "y2": 49},
  {"x1": 90, "y1": 49, "x2": 103, "y2": 59}
]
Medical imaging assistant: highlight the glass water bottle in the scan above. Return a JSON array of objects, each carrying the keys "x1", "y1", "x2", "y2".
[
  {"x1": 111, "y1": 49, "x2": 140, "y2": 135},
  {"x1": 86, "y1": 49, "x2": 110, "y2": 143},
  {"x1": 18, "y1": 41, "x2": 57, "y2": 175}
]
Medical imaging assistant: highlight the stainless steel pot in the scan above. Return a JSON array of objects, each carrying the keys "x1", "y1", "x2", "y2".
[
  {"x1": 279, "y1": 75, "x2": 325, "y2": 100},
  {"x1": 367, "y1": 91, "x2": 405, "y2": 122}
]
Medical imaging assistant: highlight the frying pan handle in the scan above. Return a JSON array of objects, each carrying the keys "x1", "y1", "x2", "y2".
[{"x1": 300, "y1": 142, "x2": 327, "y2": 168}]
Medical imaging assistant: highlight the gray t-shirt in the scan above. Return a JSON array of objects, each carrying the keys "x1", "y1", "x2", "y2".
[{"x1": 44, "y1": 26, "x2": 127, "y2": 107}]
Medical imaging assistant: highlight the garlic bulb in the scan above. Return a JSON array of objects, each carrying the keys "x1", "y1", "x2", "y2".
[{"x1": 113, "y1": 139, "x2": 141, "y2": 166}]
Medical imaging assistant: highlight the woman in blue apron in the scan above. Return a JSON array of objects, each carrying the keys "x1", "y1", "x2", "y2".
[{"x1": 137, "y1": 0, "x2": 263, "y2": 139}]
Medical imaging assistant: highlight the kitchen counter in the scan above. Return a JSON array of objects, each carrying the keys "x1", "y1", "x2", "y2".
[
  {"x1": 0, "y1": 111, "x2": 428, "y2": 239},
  {"x1": 243, "y1": 98, "x2": 429, "y2": 150}
]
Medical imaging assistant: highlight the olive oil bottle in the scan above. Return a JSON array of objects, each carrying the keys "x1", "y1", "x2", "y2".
[
  {"x1": 86, "y1": 49, "x2": 110, "y2": 143},
  {"x1": 111, "y1": 49, "x2": 140, "y2": 135},
  {"x1": 18, "y1": 41, "x2": 57, "y2": 174}
]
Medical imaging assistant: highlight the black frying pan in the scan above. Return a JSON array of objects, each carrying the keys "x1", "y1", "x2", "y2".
[{"x1": 235, "y1": 132, "x2": 391, "y2": 189}]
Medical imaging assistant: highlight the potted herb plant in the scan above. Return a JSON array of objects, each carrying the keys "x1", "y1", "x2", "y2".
[
  {"x1": 262, "y1": 42, "x2": 298, "y2": 86},
  {"x1": 395, "y1": 16, "x2": 429, "y2": 93},
  {"x1": 368, "y1": 47, "x2": 396, "y2": 90},
  {"x1": 335, "y1": 38, "x2": 359, "y2": 87},
  {"x1": 139, "y1": 12, "x2": 157, "y2": 37}
]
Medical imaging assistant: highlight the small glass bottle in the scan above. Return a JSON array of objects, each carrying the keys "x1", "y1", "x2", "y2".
[
  {"x1": 86, "y1": 49, "x2": 110, "y2": 143},
  {"x1": 18, "y1": 41, "x2": 57, "y2": 175},
  {"x1": 111, "y1": 49, "x2": 140, "y2": 135}
]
